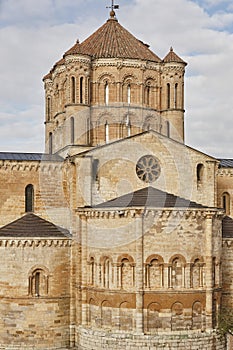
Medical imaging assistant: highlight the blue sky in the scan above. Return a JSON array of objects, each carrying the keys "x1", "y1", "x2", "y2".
[{"x1": 0, "y1": 0, "x2": 233, "y2": 157}]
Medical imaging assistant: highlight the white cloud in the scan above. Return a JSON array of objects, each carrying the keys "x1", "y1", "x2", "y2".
[{"x1": 0, "y1": 0, "x2": 232, "y2": 158}]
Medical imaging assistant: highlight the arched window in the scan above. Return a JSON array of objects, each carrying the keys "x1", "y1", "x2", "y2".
[
  {"x1": 104, "y1": 82, "x2": 109, "y2": 105},
  {"x1": 197, "y1": 163, "x2": 204, "y2": 184},
  {"x1": 80, "y1": 77, "x2": 83, "y2": 104},
  {"x1": 167, "y1": 83, "x2": 170, "y2": 109},
  {"x1": 71, "y1": 76, "x2": 76, "y2": 103},
  {"x1": 47, "y1": 96, "x2": 52, "y2": 121},
  {"x1": 222, "y1": 192, "x2": 230, "y2": 215},
  {"x1": 146, "y1": 255, "x2": 164, "y2": 289},
  {"x1": 192, "y1": 301, "x2": 202, "y2": 330},
  {"x1": 169, "y1": 256, "x2": 185, "y2": 288},
  {"x1": 174, "y1": 83, "x2": 178, "y2": 108},
  {"x1": 121, "y1": 258, "x2": 134, "y2": 289},
  {"x1": 101, "y1": 300, "x2": 112, "y2": 328},
  {"x1": 103, "y1": 258, "x2": 111, "y2": 288},
  {"x1": 71, "y1": 117, "x2": 75, "y2": 144},
  {"x1": 89, "y1": 257, "x2": 95, "y2": 285},
  {"x1": 105, "y1": 121, "x2": 109, "y2": 143},
  {"x1": 196, "y1": 163, "x2": 204, "y2": 187},
  {"x1": 127, "y1": 84, "x2": 131, "y2": 105},
  {"x1": 147, "y1": 302, "x2": 161, "y2": 333},
  {"x1": 191, "y1": 258, "x2": 203, "y2": 288},
  {"x1": 25, "y1": 184, "x2": 34, "y2": 212},
  {"x1": 171, "y1": 302, "x2": 184, "y2": 331},
  {"x1": 146, "y1": 86, "x2": 150, "y2": 105},
  {"x1": 49, "y1": 132, "x2": 53, "y2": 154},
  {"x1": 29, "y1": 268, "x2": 49, "y2": 297}
]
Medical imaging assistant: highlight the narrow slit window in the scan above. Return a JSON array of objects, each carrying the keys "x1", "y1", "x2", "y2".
[
  {"x1": 71, "y1": 117, "x2": 75, "y2": 144},
  {"x1": 174, "y1": 83, "x2": 178, "y2": 108},
  {"x1": 105, "y1": 82, "x2": 109, "y2": 105},
  {"x1": 71, "y1": 77, "x2": 76, "y2": 103},
  {"x1": 167, "y1": 83, "x2": 170, "y2": 109},
  {"x1": 127, "y1": 84, "x2": 131, "y2": 105},
  {"x1": 49, "y1": 132, "x2": 53, "y2": 154},
  {"x1": 47, "y1": 96, "x2": 51, "y2": 121},
  {"x1": 80, "y1": 77, "x2": 83, "y2": 104},
  {"x1": 222, "y1": 192, "x2": 230, "y2": 215},
  {"x1": 105, "y1": 121, "x2": 109, "y2": 143},
  {"x1": 25, "y1": 184, "x2": 34, "y2": 212}
]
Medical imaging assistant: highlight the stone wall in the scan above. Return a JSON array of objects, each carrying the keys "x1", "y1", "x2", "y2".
[
  {"x1": 0, "y1": 238, "x2": 71, "y2": 349},
  {"x1": 77, "y1": 327, "x2": 226, "y2": 350},
  {"x1": 0, "y1": 160, "x2": 70, "y2": 230},
  {"x1": 74, "y1": 132, "x2": 218, "y2": 208}
]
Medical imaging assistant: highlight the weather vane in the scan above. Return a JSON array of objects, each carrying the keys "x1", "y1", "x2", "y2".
[{"x1": 106, "y1": 0, "x2": 119, "y2": 13}]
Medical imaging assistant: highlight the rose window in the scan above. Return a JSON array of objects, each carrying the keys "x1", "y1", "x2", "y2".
[{"x1": 136, "y1": 155, "x2": 161, "y2": 183}]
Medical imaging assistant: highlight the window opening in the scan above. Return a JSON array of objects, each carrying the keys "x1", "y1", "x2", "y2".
[
  {"x1": 167, "y1": 83, "x2": 170, "y2": 109},
  {"x1": 25, "y1": 184, "x2": 34, "y2": 212},
  {"x1": 80, "y1": 77, "x2": 83, "y2": 104},
  {"x1": 105, "y1": 82, "x2": 109, "y2": 105},
  {"x1": 71, "y1": 77, "x2": 76, "y2": 103}
]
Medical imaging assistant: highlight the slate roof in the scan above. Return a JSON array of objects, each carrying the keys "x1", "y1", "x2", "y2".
[
  {"x1": 0, "y1": 152, "x2": 63, "y2": 162},
  {"x1": 218, "y1": 159, "x2": 233, "y2": 168},
  {"x1": 163, "y1": 47, "x2": 187, "y2": 65},
  {"x1": 94, "y1": 186, "x2": 205, "y2": 209},
  {"x1": 222, "y1": 216, "x2": 233, "y2": 238},
  {"x1": 0, "y1": 213, "x2": 70, "y2": 238}
]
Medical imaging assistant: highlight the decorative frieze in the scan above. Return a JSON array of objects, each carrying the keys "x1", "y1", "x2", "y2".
[{"x1": 0, "y1": 238, "x2": 71, "y2": 248}]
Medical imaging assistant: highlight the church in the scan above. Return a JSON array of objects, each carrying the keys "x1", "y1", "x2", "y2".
[{"x1": 0, "y1": 6, "x2": 232, "y2": 350}]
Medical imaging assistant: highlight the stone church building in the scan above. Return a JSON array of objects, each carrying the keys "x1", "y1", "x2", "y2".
[{"x1": 0, "y1": 8, "x2": 232, "y2": 350}]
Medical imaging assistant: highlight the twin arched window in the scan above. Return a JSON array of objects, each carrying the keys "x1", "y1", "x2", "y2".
[{"x1": 28, "y1": 268, "x2": 49, "y2": 297}]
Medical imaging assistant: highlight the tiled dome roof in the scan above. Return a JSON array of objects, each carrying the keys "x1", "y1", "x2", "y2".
[
  {"x1": 64, "y1": 17, "x2": 161, "y2": 62},
  {"x1": 163, "y1": 47, "x2": 187, "y2": 65}
]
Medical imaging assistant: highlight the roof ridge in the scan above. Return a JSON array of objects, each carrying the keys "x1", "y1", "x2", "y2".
[
  {"x1": 0, "y1": 213, "x2": 70, "y2": 238},
  {"x1": 93, "y1": 186, "x2": 206, "y2": 209}
]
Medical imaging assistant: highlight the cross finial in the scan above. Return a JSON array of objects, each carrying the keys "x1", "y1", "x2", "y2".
[{"x1": 106, "y1": 0, "x2": 119, "y2": 19}]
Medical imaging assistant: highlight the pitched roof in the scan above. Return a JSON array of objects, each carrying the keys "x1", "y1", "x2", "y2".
[
  {"x1": 0, "y1": 213, "x2": 70, "y2": 238},
  {"x1": 65, "y1": 16, "x2": 161, "y2": 62},
  {"x1": 94, "y1": 186, "x2": 204, "y2": 209},
  {"x1": 163, "y1": 47, "x2": 187, "y2": 65},
  {"x1": 222, "y1": 216, "x2": 233, "y2": 238},
  {"x1": 0, "y1": 152, "x2": 63, "y2": 162},
  {"x1": 218, "y1": 159, "x2": 233, "y2": 168}
]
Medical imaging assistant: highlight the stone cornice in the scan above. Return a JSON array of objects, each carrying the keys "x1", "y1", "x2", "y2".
[
  {"x1": 218, "y1": 168, "x2": 233, "y2": 177},
  {"x1": 0, "y1": 238, "x2": 71, "y2": 248},
  {"x1": 0, "y1": 161, "x2": 63, "y2": 172},
  {"x1": 77, "y1": 207, "x2": 223, "y2": 219},
  {"x1": 92, "y1": 58, "x2": 160, "y2": 71},
  {"x1": 222, "y1": 239, "x2": 233, "y2": 248}
]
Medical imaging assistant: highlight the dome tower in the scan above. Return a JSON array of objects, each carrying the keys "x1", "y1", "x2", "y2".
[{"x1": 43, "y1": 11, "x2": 187, "y2": 156}]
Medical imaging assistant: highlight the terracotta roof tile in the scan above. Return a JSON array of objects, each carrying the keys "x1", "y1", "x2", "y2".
[
  {"x1": 0, "y1": 213, "x2": 70, "y2": 238},
  {"x1": 163, "y1": 47, "x2": 187, "y2": 65},
  {"x1": 94, "y1": 186, "x2": 204, "y2": 209},
  {"x1": 65, "y1": 17, "x2": 161, "y2": 62}
]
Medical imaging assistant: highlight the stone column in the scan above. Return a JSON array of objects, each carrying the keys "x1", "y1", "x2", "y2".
[
  {"x1": 81, "y1": 214, "x2": 88, "y2": 326},
  {"x1": 205, "y1": 213, "x2": 213, "y2": 330},
  {"x1": 135, "y1": 212, "x2": 144, "y2": 334}
]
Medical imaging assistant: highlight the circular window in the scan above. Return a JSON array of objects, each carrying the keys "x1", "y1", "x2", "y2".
[{"x1": 136, "y1": 155, "x2": 161, "y2": 183}]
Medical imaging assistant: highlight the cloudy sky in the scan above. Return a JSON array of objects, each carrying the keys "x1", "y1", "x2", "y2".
[{"x1": 0, "y1": 0, "x2": 232, "y2": 158}]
